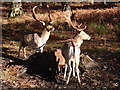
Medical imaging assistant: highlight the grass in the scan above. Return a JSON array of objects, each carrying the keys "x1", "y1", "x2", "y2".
[{"x1": 46, "y1": 41, "x2": 64, "y2": 49}]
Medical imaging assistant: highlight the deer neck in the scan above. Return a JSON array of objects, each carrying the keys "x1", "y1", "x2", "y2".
[
  {"x1": 74, "y1": 37, "x2": 83, "y2": 47},
  {"x1": 41, "y1": 29, "x2": 50, "y2": 42}
]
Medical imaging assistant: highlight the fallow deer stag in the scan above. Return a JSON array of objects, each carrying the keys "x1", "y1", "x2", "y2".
[
  {"x1": 61, "y1": 15, "x2": 91, "y2": 84},
  {"x1": 18, "y1": 6, "x2": 55, "y2": 58}
]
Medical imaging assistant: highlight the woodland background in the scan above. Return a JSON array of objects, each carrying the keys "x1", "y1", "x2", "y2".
[{"x1": 1, "y1": 2, "x2": 120, "y2": 89}]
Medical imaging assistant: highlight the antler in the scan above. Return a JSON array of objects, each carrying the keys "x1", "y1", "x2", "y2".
[
  {"x1": 48, "y1": 11, "x2": 52, "y2": 22},
  {"x1": 32, "y1": 6, "x2": 45, "y2": 26},
  {"x1": 46, "y1": 4, "x2": 52, "y2": 23},
  {"x1": 64, "y1": 15, "x2": 86, "y2": 31}
]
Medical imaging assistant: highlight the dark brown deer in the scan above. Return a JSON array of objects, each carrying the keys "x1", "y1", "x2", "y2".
[{"x1": 18, "y1": 6, "x2": 55, "y2": 58}]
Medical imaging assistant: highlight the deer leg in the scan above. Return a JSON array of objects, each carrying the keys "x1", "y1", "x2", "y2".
[
  {"x1": 66, "y1": 61, "x2": 72, "y2": 84},
  {"x1": 40, "y1": 47, "x2": 44, "y2": 53},
  {"x1": 23, "y1": 47, "x2": 27, "y2": 58},
  {"x1": 58, "y1": 65, "x2": 60, "y2": 73},
  {"x1": 76, "y1": 62, "x2": 81, "y2": 84},
  {"x1": 18, "y1": 45, "x2": 22, "y2": 58},
  {"x1": 73, "y1": 61, "x2": 75, "y2": 77},
  {"x1": 64, "y1": 64, "x2": 68, "y2": 79}
]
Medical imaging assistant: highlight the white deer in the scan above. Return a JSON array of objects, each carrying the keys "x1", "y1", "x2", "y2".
[
  {"x1": 61, "y1": 15, "x2": 91, "y2": 84},
  {"x1": 18, "y1": 6, "x2": 55, "y2": 58}
]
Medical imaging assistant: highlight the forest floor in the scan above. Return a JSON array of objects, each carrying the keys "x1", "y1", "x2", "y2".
[{"x1": 1, "y1": 2, "x2": 120, "y2": 89}]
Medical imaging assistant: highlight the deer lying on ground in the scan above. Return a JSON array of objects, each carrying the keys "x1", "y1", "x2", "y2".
[
  {"x1": 61, "y1": 15, "x2": 91, "y2": 84},
  {"x1": 18, "y1": 6, "x2": 55, "y2": 58}
]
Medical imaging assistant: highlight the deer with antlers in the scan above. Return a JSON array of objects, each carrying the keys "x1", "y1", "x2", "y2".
[
  {"x1": 61, "y1": 15, "x2": 91, "y2": 84},
  {"x1": 18, "y1": 6, "x2": 55, "y2": 58}
]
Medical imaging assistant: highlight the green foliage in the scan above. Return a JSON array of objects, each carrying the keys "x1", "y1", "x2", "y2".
[
  {"x1": 114, "y1": 22, "x2": 120, "y2": 41},
  {"x1": 89, "y1": 22, "x2": 107, "y2": 36},
  {"x1": 115, "y1": 22, "x2": 120, "y2": 31}
]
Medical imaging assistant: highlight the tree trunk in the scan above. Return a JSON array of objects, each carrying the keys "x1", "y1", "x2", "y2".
[
  {"x1": 9, "y1": 0, "x2": 23, "y2": 17},
  {"x1": 61, "y1": 2, "x2": 71, "y2": 12}
]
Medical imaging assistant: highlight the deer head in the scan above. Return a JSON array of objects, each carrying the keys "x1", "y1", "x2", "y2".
[
  {"x1": 64, "y1": 14, "x2": 91, "y2": 41},
  {"x1": 32, "y1": 6, "x2": 55, "y2": 32},
  {"x1": 76, "y1": 31, "x2": 91, "y2": 40}
]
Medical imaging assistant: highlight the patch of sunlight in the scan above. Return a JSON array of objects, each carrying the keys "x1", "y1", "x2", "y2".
[
  {"x1": 3, "y1": 41, "x2": 19, "y2": 51},
  {"x1": 113, "y1": 47, "x2": 120, "y2": 52},
  {"x1": 116, "y1": 48, "x2": 120, "y2": 52},
  {"x1": 46, "y1": 43, "x2": 64, "y2": 48}
]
